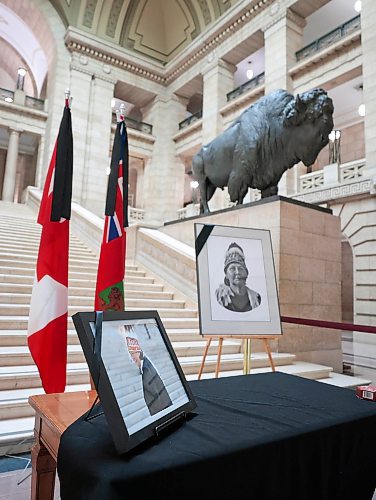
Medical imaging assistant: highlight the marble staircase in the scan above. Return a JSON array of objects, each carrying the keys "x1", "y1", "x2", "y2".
[{"x1": 0, "y1": 201, "x2": 370, "y2": 455}]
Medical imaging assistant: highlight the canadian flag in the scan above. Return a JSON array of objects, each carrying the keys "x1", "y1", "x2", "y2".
[{"x1": 27, "y1": 102, "x2": 73, "y2": 393}]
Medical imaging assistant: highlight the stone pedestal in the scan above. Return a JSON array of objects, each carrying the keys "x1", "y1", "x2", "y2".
[{"x1": 160, "y1": 196, "x2": 343, "y2": 371}]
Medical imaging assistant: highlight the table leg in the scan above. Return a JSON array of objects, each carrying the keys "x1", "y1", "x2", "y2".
[{"x1": 31, "y1": 439, "x2": 56, "y2": 500}]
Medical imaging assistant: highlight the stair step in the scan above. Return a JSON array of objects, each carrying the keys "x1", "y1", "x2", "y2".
[
  {"x1": 180, "y1": 352, "x2": 296, "y2": 375},
  {"x1": 0, "y1": 329, "x2": 201, "y2": 346},
  {"x1": 0, "y1": 416, "x2": 35, "y2": 456},
  {"x1": 0, "y1": 345, "x2": 85, "y2": 366},
  {"x1": 319, "y1": 372, "x2": 372, "y2": 389},
  {"x1": 0, "y1": 282, "x2": 165, "y2": 294},
  {"x1": 0, "y1": 304, "x2": 196, "y2": 318},
  {"x1": 0, "y1": 316, "x2": 200, "y2": 330},
  {"x1": 0, "y1": 363, "x2": 90, "y2": 390},
  {"x1": 0, "y1": 383, "x2": 91, "y2": 419},
  {"x1": 0, "y1": 273, "x2": 156, "y2": 286},
  {"x1": 0, "y1": 290, "x2": 175, "y2": 304},
  {"x1": 172, "y1": 340, "x2": 242, "y2": 357}
]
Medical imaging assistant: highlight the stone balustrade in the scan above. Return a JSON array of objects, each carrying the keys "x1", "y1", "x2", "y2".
[{"x1": 299, "y1": 158, "x2": 366, "y2": 194}]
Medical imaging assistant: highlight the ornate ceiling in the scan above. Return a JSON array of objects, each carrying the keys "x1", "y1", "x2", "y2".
[{"x1": 50, "y1": 0, "x2": 239, "y2": 63}]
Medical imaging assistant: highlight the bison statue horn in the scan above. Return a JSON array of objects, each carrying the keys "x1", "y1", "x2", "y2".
[{"x1": 192, "y1": 88, "x2": 334, "y2": 213}]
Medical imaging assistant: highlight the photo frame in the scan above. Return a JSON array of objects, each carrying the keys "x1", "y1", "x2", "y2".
[
  {"x1": 195, "y1": 223, "x2": 282, "y2": 336},
  {"x1": 72, "y1": 310, "x2": 197, "y2": 454}
]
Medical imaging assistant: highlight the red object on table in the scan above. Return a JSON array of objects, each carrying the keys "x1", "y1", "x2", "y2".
[{"x1": 356, "y1": 385, "x2": 376, "y2": 402}]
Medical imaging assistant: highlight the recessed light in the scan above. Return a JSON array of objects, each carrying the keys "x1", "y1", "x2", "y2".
[{"x1": 4, "y1": 97, "x2": 13, "y2": 103}]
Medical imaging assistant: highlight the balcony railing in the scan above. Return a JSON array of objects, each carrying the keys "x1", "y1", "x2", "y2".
[
  {"x1": 1, "y1": 88, "x2": 45, "y2": 111},
  {"x1": 300, "y1": 171, "x2": 324, "y2": 192},
  {"x1": 227, "y1": 72, "x2": 265, "y2": 102},
  {"x1": 0, "y1": 88, "x2": 14, "y2": 102},
  {"x1": 299, "y1": 158, "x2": 366, "y2": 193},
  {"x1": 129, "y1": 206, "x2": 145, "y2": 222},
  {"x1": 340, "y1": 159, "x2": 365, "y2": 183},
  {"x1": 178, "y1": 110, "x2": 203, "y2": 130},
  {"x1": 296, "y1": 15, "x2": 361, "y2": 62},
  {"x1": 111, "y1": 114, "x2": 153, "y2": 135},
  {"x1": 25, "y1": 96, "x2": 45, "y2": 111}
]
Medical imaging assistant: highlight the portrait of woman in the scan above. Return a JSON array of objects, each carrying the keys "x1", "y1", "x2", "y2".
[{"x1": 215, "y1": 242, "x2": 261, "y2": 313}]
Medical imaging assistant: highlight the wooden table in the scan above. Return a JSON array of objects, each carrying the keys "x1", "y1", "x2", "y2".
[{"x1": 28, "y1": 390, "x2": 97, "y2": 500}]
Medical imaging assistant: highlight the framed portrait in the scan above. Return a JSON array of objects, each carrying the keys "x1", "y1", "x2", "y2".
[
  {"x1": 195, "y1": 223, "x2": 282, "y2": 336},
  {"x1": 72, "y1": 310, "x2": 197, "y2": 454}
]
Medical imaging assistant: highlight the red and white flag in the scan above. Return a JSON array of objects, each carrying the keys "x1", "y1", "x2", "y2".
[{"x1": 27, "y1": 99, "x2": 73, "y2": 393}]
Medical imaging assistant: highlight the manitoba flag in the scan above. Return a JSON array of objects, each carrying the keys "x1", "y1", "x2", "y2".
[
  {"x1": 27, "y1": 101, "x2": 73, "y2": 393},
  {"x1": 94, "y1": 116, "x2": 129, "y2": 311}
]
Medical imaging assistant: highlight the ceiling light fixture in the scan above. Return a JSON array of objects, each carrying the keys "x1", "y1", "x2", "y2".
[
  {"x1": 4, "y1": 96, "x2": 13, "y2": 103},
  {"x1": 354, "y1": 1, "x2": 362, "y2": 13},
  {"x1": 358, "y1": 103, "x2": 365, "y2": 117}
]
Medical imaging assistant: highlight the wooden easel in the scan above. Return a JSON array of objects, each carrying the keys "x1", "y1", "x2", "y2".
[{"x1": 197, "y1": 335, "x2": 278, "y2": 380}]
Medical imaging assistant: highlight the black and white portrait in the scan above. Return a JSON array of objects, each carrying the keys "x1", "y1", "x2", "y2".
[
  {"x1": 195, "y1": 224, "x2": 282, "y2": 336},
  {"x1": 207, "y1": 235, "x2": 270, "y2": 322},
  {"x1": 215, "y1": 242, "x2": 261, "y2": 313}
]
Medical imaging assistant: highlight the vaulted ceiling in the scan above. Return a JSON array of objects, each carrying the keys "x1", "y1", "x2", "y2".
[{"x1": 50, "y1": 0, "x2": 239, "y2": 63}]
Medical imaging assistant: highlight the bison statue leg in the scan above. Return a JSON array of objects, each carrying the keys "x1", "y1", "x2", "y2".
[
  {"x1": 261, "y1": 185, "x2": 278, "y2": 198},
  {"x1": 192, "y1": 152, "x2": 216, "y2": 213}
]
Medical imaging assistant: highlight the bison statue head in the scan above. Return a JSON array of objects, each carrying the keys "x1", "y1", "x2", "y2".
[{"x1": 192, "y1": 88, "x2": 334, "y2": 213}]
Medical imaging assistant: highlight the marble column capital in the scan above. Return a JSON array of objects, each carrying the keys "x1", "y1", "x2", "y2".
[{"x1": 8, "y1": 127, "x2": 23, "y2": 135}]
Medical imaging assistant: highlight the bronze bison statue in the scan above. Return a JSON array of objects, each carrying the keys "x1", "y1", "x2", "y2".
[{"x1": 192, "y1": 88, "x2": 334, "y2": 213}]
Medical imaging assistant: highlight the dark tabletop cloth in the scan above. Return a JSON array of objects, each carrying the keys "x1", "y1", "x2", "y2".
[{"x1": 57, "y1": 372, "x2": 376, "y2": 500}]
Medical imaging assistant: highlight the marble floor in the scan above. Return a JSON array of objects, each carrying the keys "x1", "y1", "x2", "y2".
[{"x1": 0, "y1": 469, "x2": 60, "y2": 500}]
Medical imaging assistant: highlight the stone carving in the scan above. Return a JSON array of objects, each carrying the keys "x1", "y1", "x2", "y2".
[{"x1": 192, "y1": 88, "x2": 334, "y2": 213}]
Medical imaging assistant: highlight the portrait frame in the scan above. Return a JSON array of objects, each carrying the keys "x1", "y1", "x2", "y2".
[
  {"x1": 195, "y1": 223, "x2": 282, "y2": 336},
  {"x1": 72, "y1": 310, "x2": 197, "y2": 454}
]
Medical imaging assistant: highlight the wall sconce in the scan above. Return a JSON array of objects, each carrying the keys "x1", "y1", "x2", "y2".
[
  {"x1": 354, "y1": 1, "x2": 362, "y2": 13},
  {"x1": 190, "y1": 180, "x2": 199, "y2": 204},
  {"x1": 16, "y1": 68, "x2": 27, "y2": 91},
  {"x1": 329, "y1": 129, "x2": 341, "y2": 164},
  {"x1": 246, "y1": 61, "x2": 254, "y2": 80},
  {"x1": 358, "y1": 103, "x2": 365, "y2": 117}
]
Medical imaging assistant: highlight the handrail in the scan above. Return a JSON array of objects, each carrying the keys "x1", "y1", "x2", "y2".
[
  {"x1": 226, "y1": 72, "x2": 265, "y2": 102},
  {"x1": 178, "y1": 109, "x2": 203, "y2": 130},
  {"x1": 296, "y1": 15, "x2": 360, "y2": 62},
  {"x1": 281, "y1": 316, "x2": 376, "y2": 334}
]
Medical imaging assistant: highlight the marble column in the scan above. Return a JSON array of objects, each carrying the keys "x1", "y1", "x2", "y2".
[
  {"x1": 202, "y1": 58, "x2": 235, "y2": 210},
  {"x1": 68, "y1": 66, "x2": 94, "y2": 206},
  {"x1": 263, "y1": 9, "x2": 305, "y2": 93},
  {"x1": 263, "y1": 9, "x2": 305, "y2": 196},
  {"x1": 2, "y1": 128, "x2": 22, "y2": 202},
  {"x1": 361, "y1": 0, "x2": 376, "y2": 180},
  {"x1": 202, "y1": 58, "x2": 235, "y2": 142},
  {"x1": 141, "y1": 93, "x2": 188, "y2": 225},
  {"x1": 84, "y1": 76, "x2": 115, "y2": 216}
]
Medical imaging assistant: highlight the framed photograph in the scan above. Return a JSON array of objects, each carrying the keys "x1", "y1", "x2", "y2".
[
  {"x1": 72, "y1": 310, "x2": 197, "y2": 454},
  {"x1": 195, "y1": 223, "x2": 282, "y2": 336}
]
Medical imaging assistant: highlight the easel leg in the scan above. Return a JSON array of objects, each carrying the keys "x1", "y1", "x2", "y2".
[
  {"x1": 263, "y1": 339, "x2": 276, "y2": 372},
  {"x1": 243, "y1": 339, "x2": 251, "y2": 374},
  {"x1": 198, "y1": 337, "x2": 212, "y2": 380},
  {"x1": 215, "y1": 337, "x2": 223, "y2": 378}
]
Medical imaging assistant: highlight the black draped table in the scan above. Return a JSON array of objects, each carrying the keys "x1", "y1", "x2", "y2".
[{"x1": 57, "y1": 372, "x2": 376, "y2": 500}]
